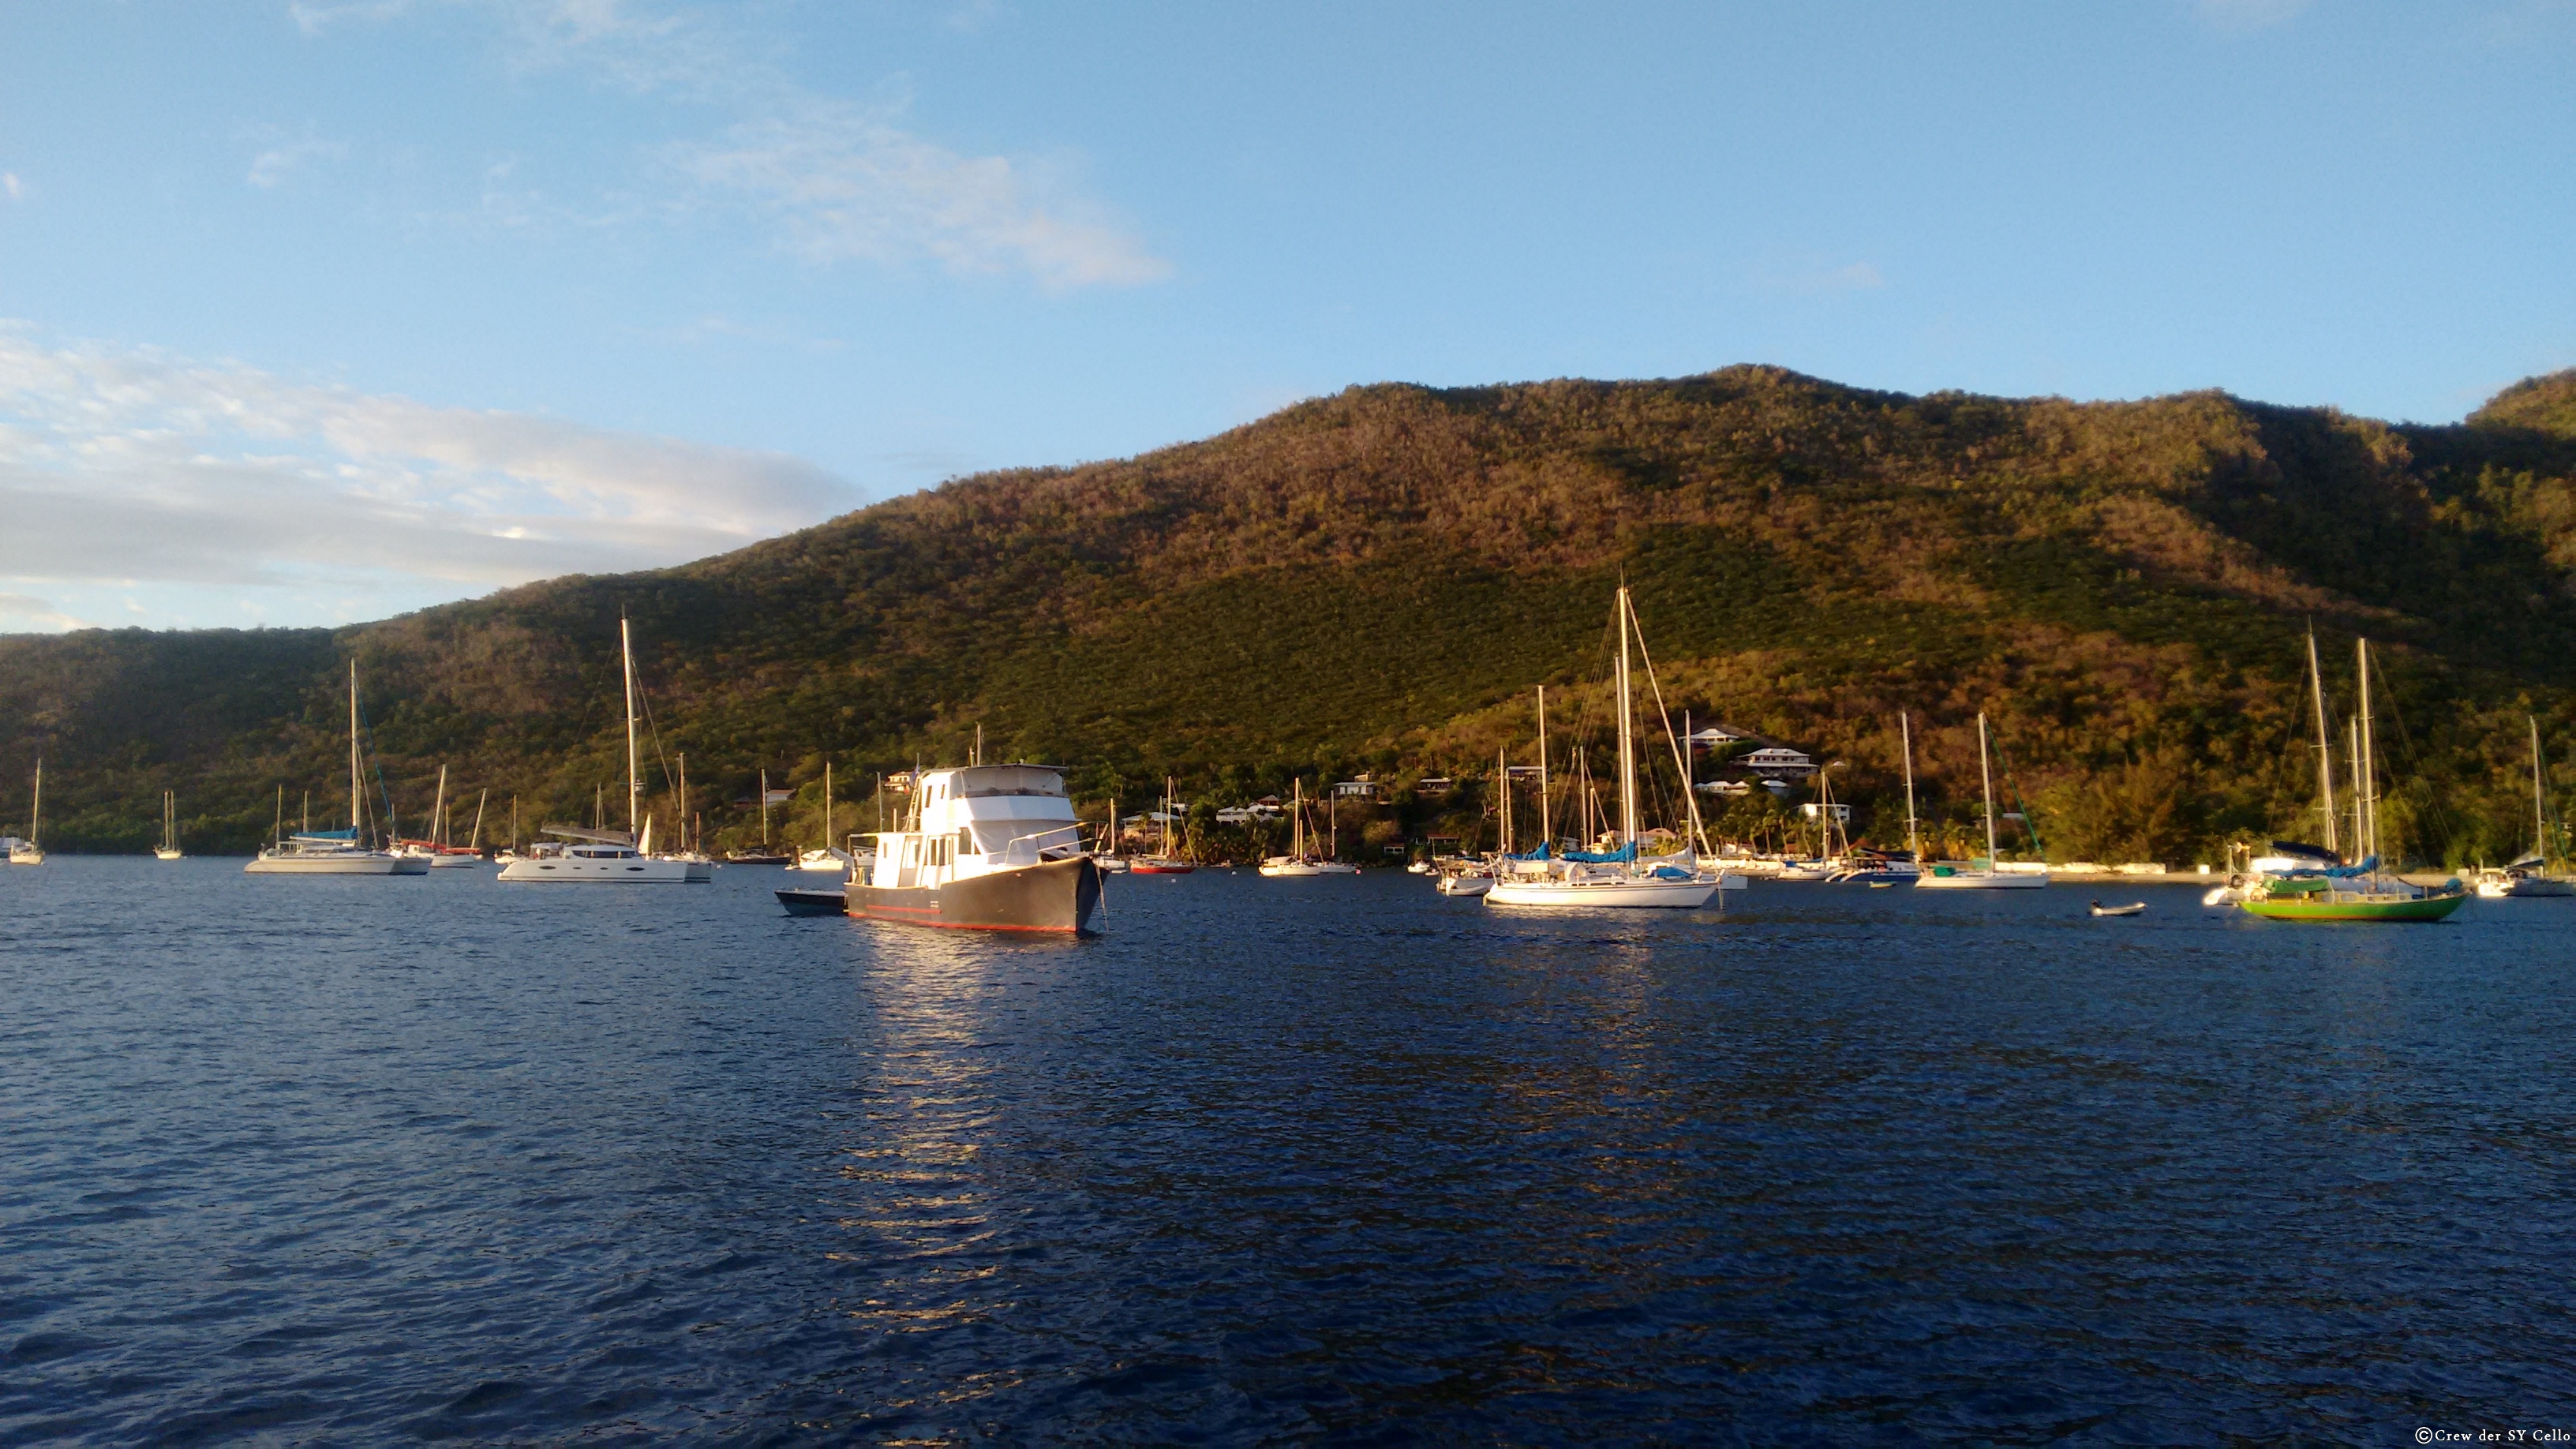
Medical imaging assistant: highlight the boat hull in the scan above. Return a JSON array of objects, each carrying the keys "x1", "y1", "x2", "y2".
[
  {"x1": 1436, "y1": 874, "x2": 1496, "y2": 897},
  {"x1": 850, "y1": 856, "x2": 1102, "y2": 933},
  {"x1": 1486, "y1": 874, "x2": 1717, "y2": 909},
  {"x1": 245, "y1": 852, "x2": 429, "y2": 875},
  {"x1": 496, "y1": 856, "x2": 712, "y2": 882},
  {"x1": 776, "y1": 887, "x2": 849, "y2": 916},
  {"x1": 1129, "y1": 859, "x2": 1194, "y2": 874},
  {"x1": 1259, "y1": 859, "x2": 1357, "y2": 877},
  {"x1": 1914, "y1": 869, "x2": 2048, "y2": 889},
  {"x1": 2239, "y1": 892, "x2": 2469, "y2": 922}
]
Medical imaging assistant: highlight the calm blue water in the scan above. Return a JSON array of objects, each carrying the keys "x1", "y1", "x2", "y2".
[{"x1": 2, "y1": 860, "x2": 2570, "y2": 1444}]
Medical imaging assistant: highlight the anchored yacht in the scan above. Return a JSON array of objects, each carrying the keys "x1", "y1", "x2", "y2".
[
  {"x1": 498, "y1": 615, "x2": 712, "y2": 885},
  {"x1": 247, "y1": 665, "x2": 427, "y2": 875},
  {"x1": 850, "y1": 763, "x2": 1101, "y2": 931}
]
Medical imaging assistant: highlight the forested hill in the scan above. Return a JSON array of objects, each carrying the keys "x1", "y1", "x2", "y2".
[{"x1": 7, "y1": 364, "x2": 2576, "y2": 866}]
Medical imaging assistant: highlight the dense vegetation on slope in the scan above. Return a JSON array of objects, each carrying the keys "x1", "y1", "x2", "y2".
[{"x1": 6, "y1": 365, "x2": 2576, "y2": 866}]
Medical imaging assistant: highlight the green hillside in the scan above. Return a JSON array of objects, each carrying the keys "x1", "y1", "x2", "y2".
[{"x1": 6, "y1": 364, "x2": 2576, "y2": 867}]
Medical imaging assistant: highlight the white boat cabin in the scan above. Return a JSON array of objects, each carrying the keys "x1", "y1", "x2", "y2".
[{"x1": 865, "y1": 765, "x2": 1084, "y2": 889}]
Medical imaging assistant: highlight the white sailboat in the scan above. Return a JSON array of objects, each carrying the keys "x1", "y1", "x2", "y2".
[
  {"x1": 793, "y1": 762, "x2": 852, "y2": 871},
  {"x1": 498, "y1": 615, "x2": 712, "y2": 884},
  {"x1": 1260, "y1": 778, "x2": 1357, "y2": 876},
  {"x1": 1487, "y1": 587, "x2": 1719, "y2": 909},
  {"x1": 7, "y1": 758, "x2": 45, "y2": 865},
  {"x1": 1912, "y1": 713, "x2": 2047, "y2": 889},
  {"x1": 246, "y1": 664, "x2": 428, "y2": 875},
  {"x1": 2477, "y1": 715, "x2": 2574, "y2": 898},
  {"x1": 155, "y1": 790, "x2": 183, "y2": 860}
]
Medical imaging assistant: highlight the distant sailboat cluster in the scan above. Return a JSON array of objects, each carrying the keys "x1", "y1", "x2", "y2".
[{"x1": 16, "y1": 592, "x2": 2561, "y2": 938}]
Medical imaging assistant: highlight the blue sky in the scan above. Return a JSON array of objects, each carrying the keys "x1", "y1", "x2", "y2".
[{"x1": 2, "y1": 0, "x2": 2570, "y2": 631}]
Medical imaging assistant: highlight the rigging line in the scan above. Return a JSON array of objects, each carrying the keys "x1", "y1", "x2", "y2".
[
  {"x1": 2370, "y1": 665, "x2": 2464, "y2": 859},
  {"x1": 1620, "y1": 597, "x2": 1712, "y2": 855}
]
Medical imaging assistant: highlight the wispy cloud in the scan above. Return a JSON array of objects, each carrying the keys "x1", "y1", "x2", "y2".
[
  {"x1": 0, "y1": 323, "x2": 856, "y2": 627},
  {"x1": 2190, "y1": 0, "x2": 2309, "y2": 32},
  {"x1": 1756, "y1": 257, "x2": 1889, "y2": 297},
  {"x1": 2, "y1": 173, "x2": 21, "y2": 203},
  {"x1": 672, "y1": 102, "x2": 1170, "y2": 289},
  {"x1": 294, "y1": 0, "x2": 1168, "y2": 288},
  {"x1": 246, "y1": 129, "x2": 350, "y2": 188},
  {"x1": 0, "y1": 592, "x2": 89, "y2": 631}
]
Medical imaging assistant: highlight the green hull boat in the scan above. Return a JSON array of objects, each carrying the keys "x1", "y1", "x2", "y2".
[{"x1": 2238, "y1": 890, "x2": 2468, "y2": 923}]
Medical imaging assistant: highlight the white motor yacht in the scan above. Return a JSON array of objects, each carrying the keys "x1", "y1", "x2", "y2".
[{"x1": 850, "y1": 763, "x2": 1100, "y2": 931}]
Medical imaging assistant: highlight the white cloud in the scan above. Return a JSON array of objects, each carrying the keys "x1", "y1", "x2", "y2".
[
  {"x1": 0, "y1": 323, "x2": 856, "y2": 627},
  {"x1": 0, "y1": 592, "x2": 89, "y2": 630},
  {"x1": 2, "y1": 173, "x2": 21, "y2": 202},
  {"x1": 674, "y1": 102, "x2": 1170, "y2": 289},
  {"x1": 246, "y1": 131, "x2": 350, "y2": 189}
]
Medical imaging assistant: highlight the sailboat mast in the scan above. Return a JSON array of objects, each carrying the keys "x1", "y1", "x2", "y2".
[
  {"x1": 2347, "y1": 717, "x2": 2364, "y2": 852},
  {"x1": 1537, "y1": 687, "x2": 1552, "y2": 850},
  {"x1": 1616, "y1": 589, "x2": 1638, "y2": 849},
  {"x1": 432, "y1": 765, "x2": 447, "y2": 848},
  {"x1": 621, "y1": 616, "x2": 641, "y2": 839},
  {"x1": 28, "y1": 758, "x2": 38, "y2": 848},
  {"x1": 2357, "y1": 640, "x2": 2376, "y2": 863},
  {"x1": 2308, "y1": 629, "x2": 2339, "y2": 856},
  {"x1": 761, "y1": 768, "x2": 770, "y2": 847},
  {"x1": 1497, "y1": 750, "x2": 1511, "y2": 855},
  {"x1": 2533, "y1": 715, "x2": 2548, "y2": 865},
  {"x1": 1900, "y1": 712, "x2": 1920, "y2": 860},
  {"x1": 348, "y1": 661, "x2": 361, "y2": 843},
  {"x1": 1978, "y1": 712, "x2": 1998, "y2": 863},
  {"x1": 824, "y1": 761, "x2": 833, "y2": 855}
]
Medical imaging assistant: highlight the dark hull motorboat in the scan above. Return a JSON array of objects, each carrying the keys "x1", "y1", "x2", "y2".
[
  {"x1": 850, "y1": 855, "x2": 1101, "y2": 933},
  {"x1": 775, "y1": 887, "x2": 848, "y2": 916}
]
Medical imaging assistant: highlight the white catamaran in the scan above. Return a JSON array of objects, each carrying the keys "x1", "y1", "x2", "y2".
[
  {"x1": 498, "y1": 615, "x2": 712, "y2": 884},
  {"x1": 246, "y1": 664, "x2": 428, "y2": 875},
  {"x1": 1486, "y1": 587, "x2": 1721, "y2": 909}
]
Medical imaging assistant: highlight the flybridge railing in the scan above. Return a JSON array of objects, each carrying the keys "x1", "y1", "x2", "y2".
[{"x1": 1001, "y1": 824, "x2": 1084, "y2": 864}]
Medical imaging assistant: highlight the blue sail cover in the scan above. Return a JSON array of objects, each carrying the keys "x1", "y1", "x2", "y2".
[
  {"x1": 1562, "y1": 844, "x2": 1638, "y2": 863},
  {"x1": 290, "y1": 829, "x2": 358, "y2": 841},
  {"x1": 1505, "y1": 843, "x2": 1552, "y2": 861}
]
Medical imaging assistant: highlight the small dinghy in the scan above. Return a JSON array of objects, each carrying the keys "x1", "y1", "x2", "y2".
[
  {"x1": 776, "y1": 887, "x2": 848, "y2": 917},
  {"x1": 2088, "y1": 900, "x2": 2147, "y2": 918}
]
